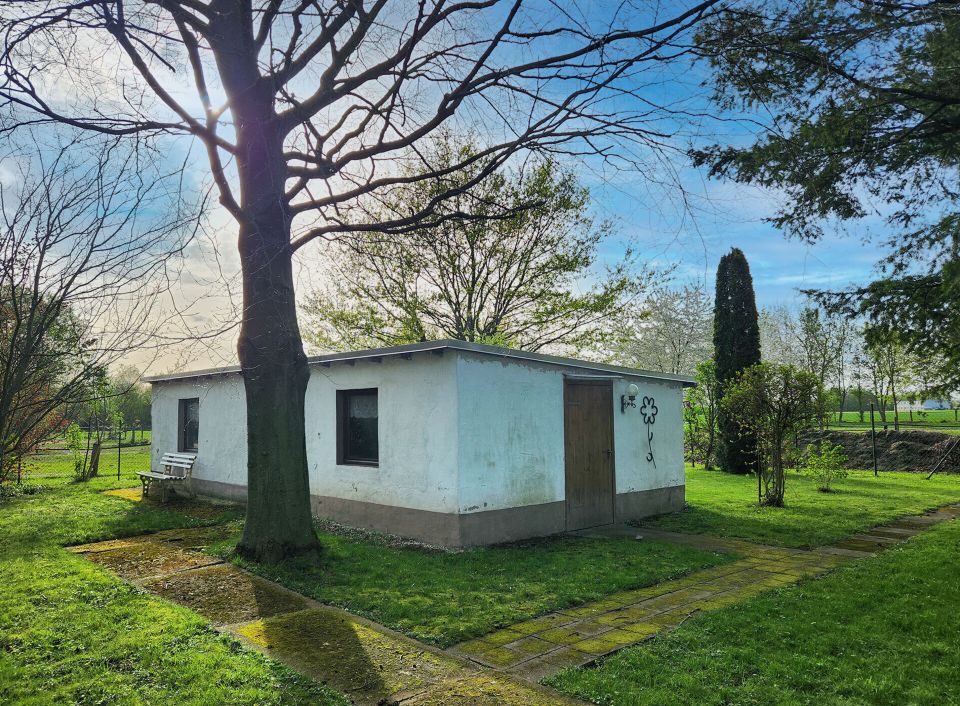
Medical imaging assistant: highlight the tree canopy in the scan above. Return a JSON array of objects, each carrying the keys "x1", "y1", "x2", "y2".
[
  {"x1": 713, "y1": 247, "x2": 761, "y2": 474},
  {"x1": 694, "y1": 0, "x2": 960, "y2": 386},
  {"x1": 0, "y1": 137, "x2": 195, "y2": 481},
  {"x1": 620, "y1": 283, "x2": 712, "y2": 375},
  {"x1": 304, "y1": 138, "x2": 644, "y2": 356}
]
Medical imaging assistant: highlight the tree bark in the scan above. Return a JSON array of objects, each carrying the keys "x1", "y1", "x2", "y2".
[
  {"x1": 234, "y1": 212, "x2": 320, "y2": 563},
  {"x1": 210, "y1": 2, "x2": 321, "y2": 564},
  {"x1": 89, "y1": 440, "x2": 101, "y2": 480}
]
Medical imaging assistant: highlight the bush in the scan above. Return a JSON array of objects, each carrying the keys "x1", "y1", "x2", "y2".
[
  {"x1": 0, "y1": 483, "x2": 47, "y2": 499},
  {"x1": 802, "y1": 442, "x2": 849, "y2": 492}
]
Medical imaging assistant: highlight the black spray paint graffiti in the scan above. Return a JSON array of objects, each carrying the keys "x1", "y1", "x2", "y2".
[{"x1": 640, "y1": 396, "x2": 658, "y2": 467}]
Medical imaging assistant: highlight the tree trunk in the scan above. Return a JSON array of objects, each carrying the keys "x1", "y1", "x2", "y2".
[
  {"x1": 891, "y1": 382, "x2": 900, "y2": 431},
  {"x1": 705, "y1": 420, "x2": 715, "y2": 471},
  {"x1": 232, "y1": 139, "x2": 322, "y2": 564},
  {"x1": 88, "y1": 441, "x2": 101, "y2": 480},
  {"x1": 210, "y1": 5, "x2": 321, "y2": 564}
]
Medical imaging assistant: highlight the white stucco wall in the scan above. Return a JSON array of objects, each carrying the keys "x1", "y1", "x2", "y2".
[
  {"x1": 612, "y1": 377, "x2": 686, "y2": 494},
  {"x1": 304, "y1": 355, "x2": 460, "y2": 513},
  {"x1": 151, "y1": 353, "x2": 460, "y2": 514},
  {"x1": 150, "y1": 347, "x2": 686, "y2": 521},
  {"x1": 150, "y1": 375, "x2": 248, "y2": 487},
  {"x1": 453, "y1": 353, "x2": 686, "y2": 516},
  {"x1": 455, "y1": 354, "x2": 567, "y2": 513}
]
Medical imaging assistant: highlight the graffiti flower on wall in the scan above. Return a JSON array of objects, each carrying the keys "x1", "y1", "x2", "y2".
[
  {"x1": 640, "y1": 397, "x2": 658, "y2": 426},
  {"x1": 640, "y1": 396, "x2": 657, "y2": 467}
]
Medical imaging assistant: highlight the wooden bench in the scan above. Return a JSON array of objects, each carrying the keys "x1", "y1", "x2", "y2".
[{"x1": 137, "y1": 452, "x2": 196, "y2": 502}]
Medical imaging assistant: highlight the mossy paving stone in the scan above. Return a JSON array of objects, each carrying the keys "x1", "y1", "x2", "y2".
[
  {"x1": 83, "y1": 539, "x2": 222, "y2": 580},
  {"x1": 140, "y1": 564, "x2": 310, "y2": 625},
  {"x1": 868, "y1": 527, "x2": 921, "y2": 539},
  {"x1": 505, "y1": 647, "x2": 595, "y2": 683},
  {"x1": 468, "y1": 645, "x2": 530, "y2": 669},
  {"x1": 504, "y1": 613, "x2": 574, "y2": 636},
  {"x1": 832, "y1": 539, "x2": 884, "y2": 553},
  {"x1": 67, "y1": 537, "x2": 146, "y2": 554},
  {"x1": 398, "y1": 673, "x2": 585, "y2": 706},
  {"x1": 144, "y1": 523, "x2": 238, "y2": 549},
  {"x1": 539, "y1": 620, "x2": 609, "y2": 646},
  {"x1": 234, "y1": 608, "x2": 471, "y2": 706},
  {"x1": 504, "y1": 635, "x2": 555, "y2": 656},
  {"x1": 594, "y1": 606, "x2": 654, "y2": 628},
  {"x1": 571, "y1": 629, "x2": 640, "y2": 655}
]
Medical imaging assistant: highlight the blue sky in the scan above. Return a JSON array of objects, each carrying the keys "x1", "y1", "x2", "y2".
[{"x1": 587, "y1": 169, "x2": 883, "y2": 310}]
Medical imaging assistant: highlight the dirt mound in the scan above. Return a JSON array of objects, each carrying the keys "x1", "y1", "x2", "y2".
[{"x1": 808, "y1": 430, "x2": 960, "y2": 473}]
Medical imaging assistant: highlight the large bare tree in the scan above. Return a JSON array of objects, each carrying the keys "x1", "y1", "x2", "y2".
[{"x1": 0, "y1": 0, "x2": 721, "y2": 562}]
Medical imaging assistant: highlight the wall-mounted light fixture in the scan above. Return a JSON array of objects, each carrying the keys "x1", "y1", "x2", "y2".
[{"x1": 621, "y1": 383, "x2": 640, "y2": 413}]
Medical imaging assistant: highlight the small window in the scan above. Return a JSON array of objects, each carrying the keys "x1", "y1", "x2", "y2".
[
  {"x1": 178, "y1": 398, "x2": 199, "y2": 452},
  {"x1": 337, "y1": 389, "x2": 378, "y2": 466}
]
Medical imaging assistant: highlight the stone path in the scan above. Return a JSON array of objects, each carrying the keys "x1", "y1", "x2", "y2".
[
  {"x1": 69, "y1": 523, "x2": 582, "y2": 706},
  {"x1": 76, "y1": 491, "x2": 960, "y2": 703},
  {"x1": 448, "y1": 543, "x2": 847, "y2": 681},
  {"x1": 448, "y1": 503, "x2": 960, "y2": 683}
]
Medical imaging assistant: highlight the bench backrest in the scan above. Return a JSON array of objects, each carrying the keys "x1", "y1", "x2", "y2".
[{"x1": 160, "y1": 452, "x2": 196, "y2": 478}]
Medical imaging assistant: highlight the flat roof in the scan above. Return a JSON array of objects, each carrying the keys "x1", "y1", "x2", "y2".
[{"x1": 143, "y1": 339, "x2": 695, "y2": 387}]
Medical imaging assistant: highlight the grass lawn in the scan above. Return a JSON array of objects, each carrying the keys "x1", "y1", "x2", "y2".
[
  {"x1": 638, "y1": 466, "x2": 960, "y2": 548},
  {"x1": 220, "y1": 524, "x2": 734, "y2": 647},
  {"x1": 547, "y1": 518, "x2": 960, "y2": 706},
  {"x1": 0, "y1": 462, "x2": 347, "y2": 705}
]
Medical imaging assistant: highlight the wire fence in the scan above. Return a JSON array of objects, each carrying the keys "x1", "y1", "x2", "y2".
[{"x1": 16, "y1": 425, "x2": 153, "y2": 484}]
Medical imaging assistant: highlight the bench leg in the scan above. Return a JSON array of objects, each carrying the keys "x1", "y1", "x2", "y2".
[{"x1": 140, "y1": 475, "x2": 151, "y2": 499}]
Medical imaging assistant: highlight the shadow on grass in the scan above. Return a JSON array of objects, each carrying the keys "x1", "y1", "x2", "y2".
[{"x1": 240, "y1": 610, "x2": 390, "y2": 702}]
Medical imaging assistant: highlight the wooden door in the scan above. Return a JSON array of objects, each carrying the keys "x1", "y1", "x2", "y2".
[{"x1": 564, "y1": 379, "x2": 615, "y2": 530}]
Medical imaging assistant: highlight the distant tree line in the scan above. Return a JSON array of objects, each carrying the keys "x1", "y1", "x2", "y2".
[{"x1": 624, "y1": 247, "x2": 957, "y2": 507}]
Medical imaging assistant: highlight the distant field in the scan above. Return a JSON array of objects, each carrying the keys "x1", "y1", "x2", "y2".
[{"x1": 829, "y1": 409, "x2": 960, "y2": 434}]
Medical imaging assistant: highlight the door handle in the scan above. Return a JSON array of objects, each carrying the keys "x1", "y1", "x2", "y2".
[{"x1": 603, "y1": 449, "x2": 612, "y2": 458}]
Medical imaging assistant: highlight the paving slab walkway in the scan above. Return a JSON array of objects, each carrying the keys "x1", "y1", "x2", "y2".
[
  {"x1": 448, "y1": 503, "x2": 960, "y2": 683},
  {"x1": 77, "y1": 490, "x2": 960, "y2": 702},
  {"x1": 70, "y1": 518, "x2": 583, "y2": 706}
]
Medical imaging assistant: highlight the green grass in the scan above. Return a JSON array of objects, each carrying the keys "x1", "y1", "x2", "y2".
[
  {"x1": 221, "y1": 525, "x2": 734, "y2": 648},
  {"x1": 0, "y1": 464, "x2": 346, "y2": 705},
  {"x1": 547, "y1": 518, "x2": 960, "y2": 705},
  {"x1": 639, "y1": 466, "x2": 960, "y2": 548}
]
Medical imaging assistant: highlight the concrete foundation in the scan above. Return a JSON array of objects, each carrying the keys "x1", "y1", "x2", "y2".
[{"x1": 189, "y1": 478, "x2": 684, "y2": 547}]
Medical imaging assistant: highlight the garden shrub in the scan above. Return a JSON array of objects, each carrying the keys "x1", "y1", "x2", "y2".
[{"x1": 802, "y1": 442, "x2": 849, "y2": 492}]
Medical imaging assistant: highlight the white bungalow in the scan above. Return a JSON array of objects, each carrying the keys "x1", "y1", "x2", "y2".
[{"x1": 145, "y1": 340, "x2": 692, "y2": 546}]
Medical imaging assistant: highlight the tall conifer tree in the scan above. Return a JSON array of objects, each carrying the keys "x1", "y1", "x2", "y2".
[{"x1": 713, "y1": 248, "x2": 761, "y2": 474}]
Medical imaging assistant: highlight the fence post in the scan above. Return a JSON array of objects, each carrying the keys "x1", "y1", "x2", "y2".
[
  {"x1": 117, "y1": 423, "x2": 122, "y2": 480},
  {"x1": 870, "y1": 403, "x2": 878, "y2": 477}
]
